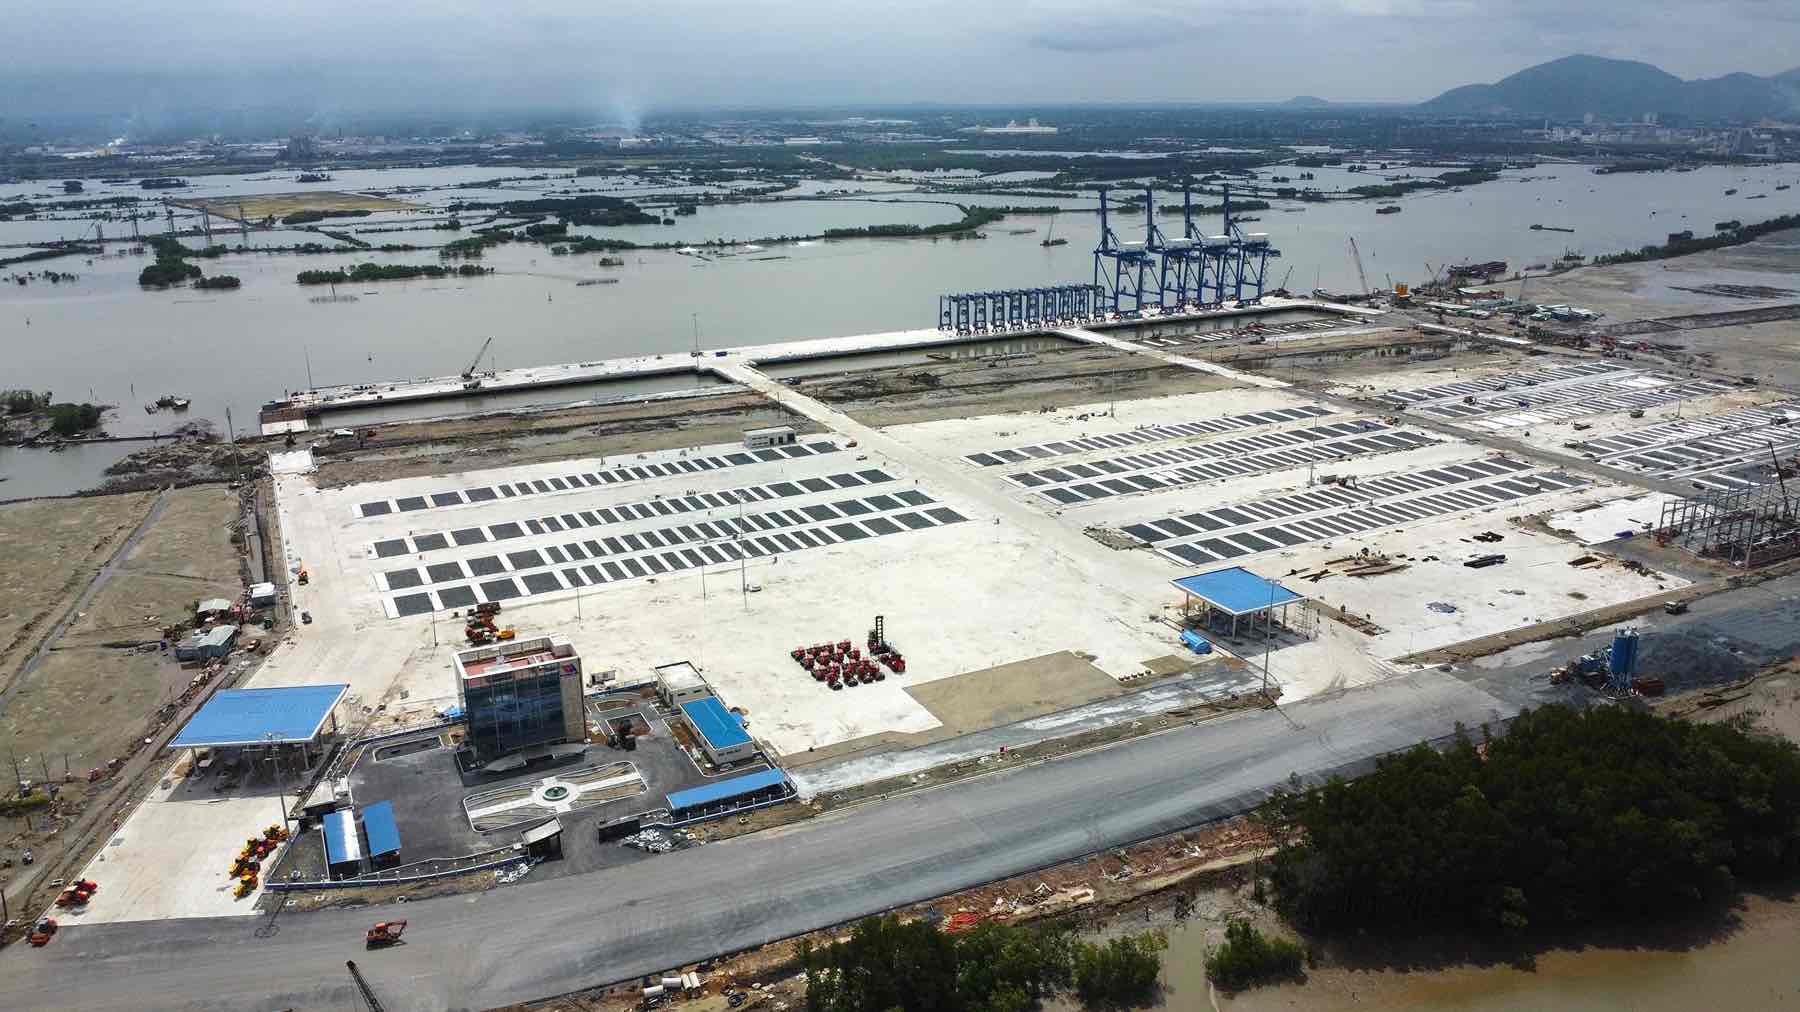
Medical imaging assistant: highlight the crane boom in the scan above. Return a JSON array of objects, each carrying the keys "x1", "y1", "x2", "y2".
[
  {"x1": 1348, "y1": 237, "x2": 1369, "y2": 298},
  {"x1": 462, "y1": 336, "x2": 494, "y2": 379},
  {"x1": 347, "y1": 960, "x2": 387, "y2": 1012}
]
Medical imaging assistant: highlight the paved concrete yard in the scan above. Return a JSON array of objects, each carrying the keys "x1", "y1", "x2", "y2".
[
  {"x1": 70, "y1": 768, "x2": 297, "y2": 924},
  {"x1": 348, "y1": 710, "x2": 715, "y2": 866}
]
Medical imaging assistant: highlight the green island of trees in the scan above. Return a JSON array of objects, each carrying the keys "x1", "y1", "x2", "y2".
[
  {"x1": 192, "y1": 275, "x2": 241, "y2": 290},
  {"x1": 138, "y1": 236, "x2": 237, "y2": 288},
  {"x1": 1596, "y1": 213, "x2": 1800, "y2": 266},
  {"x1": 1346, "y1": 168, "x2": 1500, "y2": 199},
  {"x1": 2, "y1": 389, "x2": 52, "y2": 415},
  {"x1": 798, "y1": 914, "x2": 1164, "y2": 1012},
  {"x1": 821, "y1": 205, "x2": 1007, "y2": 240},
  {"x1": 137, "y1": 237, "x2": 204, "y2": 287},
  {"x1": 449, "y1": 194, "x2": 662, "y2": 227},
  {"x1": 281, "y1": 208, "x2": 374, "y2": 225},
  {"x1": 296, "y1": 262, "x2": 494, "y2": 284},
  {"x1": 1262, "y1": 704, "x2": 1800, "y2": 937},
  {"x1": 47, "y1": 402, "x2": 104, "y2": 436}
]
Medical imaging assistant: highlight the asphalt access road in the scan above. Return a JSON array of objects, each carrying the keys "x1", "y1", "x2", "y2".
[{"x1": 0, "y1": 673, "x2": 1510, "y2": 1012}]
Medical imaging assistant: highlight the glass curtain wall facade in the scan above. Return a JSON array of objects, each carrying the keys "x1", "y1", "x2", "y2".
[{"x1": 464, "y1": 667, "x2": 572, "y2": 761}]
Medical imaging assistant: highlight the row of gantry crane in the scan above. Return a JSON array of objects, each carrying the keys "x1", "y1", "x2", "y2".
[{"x1": 938, "y1": 182, "x2": 1281, "y2": 335}]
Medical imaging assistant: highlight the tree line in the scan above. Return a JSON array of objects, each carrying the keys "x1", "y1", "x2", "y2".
[
  {"x1": 1261, "y1": 704, "x2": 1800, "y2": 936},
  {"x1": 296, "y1": 262, "x2": 493, "y2": 284},
  {"x1": 799, "y1": 914, "x2": 1164, "y2": 1012},
  {"x1": 1595, "y1": 212, "x2": 1800, "y2": 265}
]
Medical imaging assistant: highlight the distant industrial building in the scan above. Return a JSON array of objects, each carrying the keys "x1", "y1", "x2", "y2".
[
  {"x1": 963, "y1": 118, "x2": 1057, "y2": 135},
  {"x1": 679, "y1": 696, "x2": 757, "y2": 765},
  {"x1": 455, "y1": 636, "x2": 586, "y2": 764}
]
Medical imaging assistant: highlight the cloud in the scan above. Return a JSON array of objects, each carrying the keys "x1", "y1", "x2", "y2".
[{"x1": 1, "y1": 0, "x2": 1796, "y2": 111}]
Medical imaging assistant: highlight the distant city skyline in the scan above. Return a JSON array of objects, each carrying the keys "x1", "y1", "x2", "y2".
[{"x1": 4, "y1": 0, "x2": 1799, "y2": 117}]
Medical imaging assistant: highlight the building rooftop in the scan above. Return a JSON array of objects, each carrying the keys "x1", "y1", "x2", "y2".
[
  {"x1": 655, "y1": 661, "x2": 707, "y2": 693},
  {"x1": 454, "y1": 636, "x2": 573, "y2": 681},
  {"x1": 667, "y1": 767, "x2": 787, "y2": 810},
  {"x1": 197, "y1": 598, "x2": 234, "y2": 615},
  {"x1": 196, "y1": 624, "x2": 238, "y2": 647},
  {"x1": 1171, "y1": 567, "x2": 1305, "y2": 616},
  {"x1": 323, "y1": 808, "x2": 362, "y2": 865},
  {"x1": 362, "y1": 800, "x2": 401, "y2": 858},
  {"x1": 169, "y1": 684, "x2": 349, "y2": 748},
  {"x1": 680, "y1": 697, "x2": 752, "y2": 750}
]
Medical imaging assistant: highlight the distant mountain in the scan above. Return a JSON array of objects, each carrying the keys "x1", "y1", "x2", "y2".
[
  {"x1": 1421, "y1": 54, "x2": 1797, "y2": 120},
  {"x1": 1284, "y1": 96, "x2": 1331, "y2": 108}
]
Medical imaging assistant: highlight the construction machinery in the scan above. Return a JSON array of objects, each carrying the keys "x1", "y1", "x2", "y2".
[
  {"x1": 365, "y1": 920, "x2": 408, "y2": 949},
  {"x1": 347, "y1": 960, "x2": 389, "y2": 1012},
  {"x1": 54, "y1": 879, "x2": 100, "y2": 908},
  {"x1": 1348, "y1": 237, "x2": 1370, "y2": 300},
  {"x1": 461, "y1": 336, "x2": 495, "y2": 390},
  {"x1": 465, "y1": 610, "x2": 499, "y2": 645},
  {"x1": 27, "y1": 917, "x2": 57, "y2": 947}
]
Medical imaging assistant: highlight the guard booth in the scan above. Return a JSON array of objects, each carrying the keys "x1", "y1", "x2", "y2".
[
  {"x1": 743, "y1": 425, "x2": 796, "y2": 449},
  {"x1": 522, "y1": 817, "x2": 564, "y2": 860}
]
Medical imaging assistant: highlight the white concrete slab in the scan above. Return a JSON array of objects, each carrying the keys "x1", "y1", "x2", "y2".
[{"x1": 1544, "y1": 493, "x2": 1677, "y2": 545}]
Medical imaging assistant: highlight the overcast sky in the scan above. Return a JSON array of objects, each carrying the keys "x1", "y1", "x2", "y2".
[{"x1": 7, "y1": 0, "x2": 1799, "y2": 116}]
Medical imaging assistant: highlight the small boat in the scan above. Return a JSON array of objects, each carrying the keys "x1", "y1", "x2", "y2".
[
  {"x1": 1778, "y1": 184, "x2": 1791, "y2": 191},
  {"x1": 1725, "y1": 188, "x2": 1738, "y2": 195},
  {"x1": 1530, "y1": 224, "x2": 1575, "y2": 233},
  {"x1": 576, "y1": 278, "x2": 619, "y2": 286},
  {"x1": 1375, "y1": 205, "x2": 1401, "y2": 215}
]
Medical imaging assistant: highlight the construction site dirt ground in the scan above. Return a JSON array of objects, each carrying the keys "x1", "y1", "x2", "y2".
[
  {"x1": 304, "y1": 388, "x2": 813, "y2": 488},
  {"x1": 785, "y1": 342, "x2": 1234, "y2": 428},
  {"x1": 0, "y1": 491, "x2": 155, "y2": 694},
  {"x1": 0, "y1": 486, "x2": 247, "y2": 766},
  {"x1": 1480, "y1": 226, "x2": 1800, "y2": 387},
  {"x1": 172, "y1": 190, "x2": 419, "y2": 221}
]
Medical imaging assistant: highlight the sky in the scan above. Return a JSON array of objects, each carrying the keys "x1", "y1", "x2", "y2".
[{"x1": 4, "y1": 0, "x2": 1798, "y2": 118}]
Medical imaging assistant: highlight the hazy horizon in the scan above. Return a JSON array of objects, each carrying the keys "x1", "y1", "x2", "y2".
[{"x1": 4, "y1": 0, "x2": 1799, "y2": 132}]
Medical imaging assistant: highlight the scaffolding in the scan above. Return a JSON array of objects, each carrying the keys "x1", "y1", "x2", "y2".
[{"x1": 1656, "y1": 482, "x2": 1800, "y2": 567}]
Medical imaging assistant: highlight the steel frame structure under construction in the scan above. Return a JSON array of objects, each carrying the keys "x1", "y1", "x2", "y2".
[
  {"x1": 937, "y1": 284, "x2": 1103, "y2": 334},
  {"x1": 935, "y1": 183, "x2": 1281, "y2": 334},
  {"x1": 1657, "y1": 482, "x2": 1800, "y2": 567}
]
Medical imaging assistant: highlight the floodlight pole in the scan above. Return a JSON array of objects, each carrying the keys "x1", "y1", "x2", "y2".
[
  {"x1": 1261, "y1": 580, "x2": 1275, "y2": 696},
  {"x1": 265, "y1": 732, "x2": 289, "y2": 836}
]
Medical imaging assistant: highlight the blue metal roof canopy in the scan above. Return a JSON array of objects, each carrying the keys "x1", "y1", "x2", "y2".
[
  {"x1": 667, "y1": 767, "x2": 788, "y2": 810},
  {"x1": 170, "y1": 684, "x2": 350, "y2": 748},
  {"x1": 1171, "y1": 567, "x2": 1304, "y2": 616},
  {"x1": 680, "y1": 698, "x2": 751, "y2": 750},
  {"x1": 361, "y1": 801, "x2": 402, "y2": 858}
]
